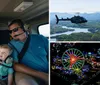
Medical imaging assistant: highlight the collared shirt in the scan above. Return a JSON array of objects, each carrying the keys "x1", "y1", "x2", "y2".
[
  {"x1": 9, "y1": 34, "x2": 48, "y2": 73},
  {"x1": 0, "y1": 62, "x2": 13, "y2": 80}
]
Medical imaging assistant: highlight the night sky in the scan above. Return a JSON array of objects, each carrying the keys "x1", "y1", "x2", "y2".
[{"x1": 50, "y1": 43, "x2": 100, "y2": 85}]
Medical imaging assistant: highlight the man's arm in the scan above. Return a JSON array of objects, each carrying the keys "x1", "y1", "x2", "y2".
[
  {"x1": 14, "y1": 62, "x2": 48, "y2": 83},
  {"x1": 8, "y1": 74, "x2": 13, "y2": 85}
]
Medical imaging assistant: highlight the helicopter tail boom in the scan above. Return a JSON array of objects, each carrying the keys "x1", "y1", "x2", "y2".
[{"x1": 55, "y1": 15, "x2": 71, "y2": 24}]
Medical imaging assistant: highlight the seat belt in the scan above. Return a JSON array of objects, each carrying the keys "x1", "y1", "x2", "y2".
[
  {"x1": 9, "y1": 35, "x2": 30, "y2": 63},
  {"x1": 8, "y1": 35, "x2": 30, "y2": 85},
  {"x1": 18, "y1": 35, "x2": 30, "y2": 63}
]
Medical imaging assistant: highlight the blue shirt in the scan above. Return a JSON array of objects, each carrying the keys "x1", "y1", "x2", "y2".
[
  {"x1": 0, "y1": 62, "x2": 13, "y2": 80},
  {"x1": 9, "y1": 34, "x2": 48, "y2": 73}
]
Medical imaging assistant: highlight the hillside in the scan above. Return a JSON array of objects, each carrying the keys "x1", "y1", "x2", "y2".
[{"x1": 50, "y1": 12, "x2": 100, "y2": 41}]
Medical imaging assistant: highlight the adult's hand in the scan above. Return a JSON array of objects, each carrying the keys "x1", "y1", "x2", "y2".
[{"x1": 14, "y1": 62, "x2": 48, "y2": 83}]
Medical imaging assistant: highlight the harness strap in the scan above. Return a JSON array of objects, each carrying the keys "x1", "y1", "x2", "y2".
[{"x1": 9, "y1": 35, "x2": 30, "y2": 63}]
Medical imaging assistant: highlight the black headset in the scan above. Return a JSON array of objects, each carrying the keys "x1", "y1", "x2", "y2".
[
  {"x1": 8, "y1": 19, "x2": 26, "y2": 32},
  {"x1": 0, "y1": 56, "x2": 13, "y2": 68},
  {"x1": 4, "y1": 56, "x2": 13, "y2": 64},
  {"x1": 8, "y1": 19, "x2": 27, "y2": 40}
]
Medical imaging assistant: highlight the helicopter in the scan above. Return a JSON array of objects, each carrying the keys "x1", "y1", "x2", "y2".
[{"x1": 55, "y1": 14, "x2": 87, "y2": 24}]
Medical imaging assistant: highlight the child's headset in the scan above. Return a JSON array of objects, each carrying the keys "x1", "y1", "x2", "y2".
[
  {"x1": 4, "y1": 55, "x2": 13, "y2": 64},
  {"x1": 0, "y1": 56, "x2": 13, "y2": 68}
]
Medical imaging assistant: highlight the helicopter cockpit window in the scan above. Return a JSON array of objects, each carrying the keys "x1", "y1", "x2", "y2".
[{"x1": 38, "y1": 24, "x2": 50, "y2": 38}]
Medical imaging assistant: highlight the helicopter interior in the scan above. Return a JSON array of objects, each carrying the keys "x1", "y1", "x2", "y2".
[{"x1": 0, "y1": 0, "x2": 49, "y2": 44}]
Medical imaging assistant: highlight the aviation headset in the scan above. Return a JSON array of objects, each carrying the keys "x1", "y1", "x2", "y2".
[
  {"x1": 4, "y1": 55, "x2": 13, "y2": 64},
  {"x1": 8, "y1": 19, "x2": 27, "y2": 40},
  {"x1": 0, "y1": 55, "x2": 13, "y2": 68},
  {"x1": 0, "y1": 55, "x2": 13, "y2": 64},
  {"x1": 0, "y1": 44, "x2": 13, "y2": 66},
  {"x1": 8, "y1": 19, "x2": 26, "y2": 33}
]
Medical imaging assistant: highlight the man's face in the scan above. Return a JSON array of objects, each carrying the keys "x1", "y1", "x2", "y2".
[
  {"x1": 0, "y1": 48, "x2": 9, "y2": 61},
  {"x1": 9, "y1": 23, "x2": 24, "y2": 40}
]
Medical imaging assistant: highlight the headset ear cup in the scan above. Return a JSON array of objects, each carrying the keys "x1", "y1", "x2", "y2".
[
  {"x1": 21, "y1": 26, "x2": 25, "y2": 32},
  {"x1": 5, "y1": 57, "x2": 13, "y2": 64}
]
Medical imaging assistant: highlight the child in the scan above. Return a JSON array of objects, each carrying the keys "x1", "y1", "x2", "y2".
[{"x1": 0, "y1": 44, "x2": 13, "y2": 85}]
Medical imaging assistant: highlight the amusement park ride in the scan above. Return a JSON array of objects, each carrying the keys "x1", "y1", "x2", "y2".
[
  {"x1": 52, "y1": 48, "x2": 100, "y2": 71},
  {"x1": 51, "y1": 43, "x2": 100, "y2": 85},
  {"x1": 55, "y1": 12, "x2": 87, "y2": 24}
]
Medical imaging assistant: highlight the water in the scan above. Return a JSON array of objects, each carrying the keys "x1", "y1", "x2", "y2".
[
  {"x1": 50, "y1": 26, "x2": 89, "y2": 37},
  {"x1": 50, "y1": 26, "x2": 90, "y2": 41}
]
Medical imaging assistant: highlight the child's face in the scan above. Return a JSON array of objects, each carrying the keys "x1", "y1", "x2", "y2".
[{"x1": 0, "y1": 48, "x2": 9, "y2": 61}]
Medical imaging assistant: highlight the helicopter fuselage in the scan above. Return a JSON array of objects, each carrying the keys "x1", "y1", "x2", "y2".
[{"x1": 55, "y1": 15, "x2": 87, "y2": 24}]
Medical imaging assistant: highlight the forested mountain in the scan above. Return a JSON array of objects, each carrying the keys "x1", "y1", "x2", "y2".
[{"x1": 50, "y1": 12, "x2": 100, "y2": 41}]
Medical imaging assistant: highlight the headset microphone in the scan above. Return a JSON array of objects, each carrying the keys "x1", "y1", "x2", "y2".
[{"x1": 14, "y1": 32, "x2": 25, "y2": 37}]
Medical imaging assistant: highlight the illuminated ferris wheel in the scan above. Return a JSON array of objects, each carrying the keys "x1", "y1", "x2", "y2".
[{"x1": 62, "y1": 48, "x2": 85, "y2": 70}]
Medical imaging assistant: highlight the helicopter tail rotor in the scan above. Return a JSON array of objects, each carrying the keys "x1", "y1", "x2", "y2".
[{"x1": 55, "y1": 15, "x2": 59, "y2": 24}]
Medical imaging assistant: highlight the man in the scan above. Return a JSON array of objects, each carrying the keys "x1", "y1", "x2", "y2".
[{"x1": 8, "y1": 19, "x2": 49, "y2": 85}]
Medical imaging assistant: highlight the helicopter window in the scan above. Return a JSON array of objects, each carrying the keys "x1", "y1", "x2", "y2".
[{"x1": 38, "y1": 24, "x2": 50, "y2": 38}]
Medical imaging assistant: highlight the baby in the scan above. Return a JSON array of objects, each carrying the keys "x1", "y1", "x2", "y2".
[{"x1": 0, "y1": 44, "x2": 13, "y2": 85}]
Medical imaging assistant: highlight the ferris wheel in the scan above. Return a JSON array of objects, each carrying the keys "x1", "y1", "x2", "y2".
[{"x1": 62, "y1": 48, "x2": 85, "y2": 70}]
